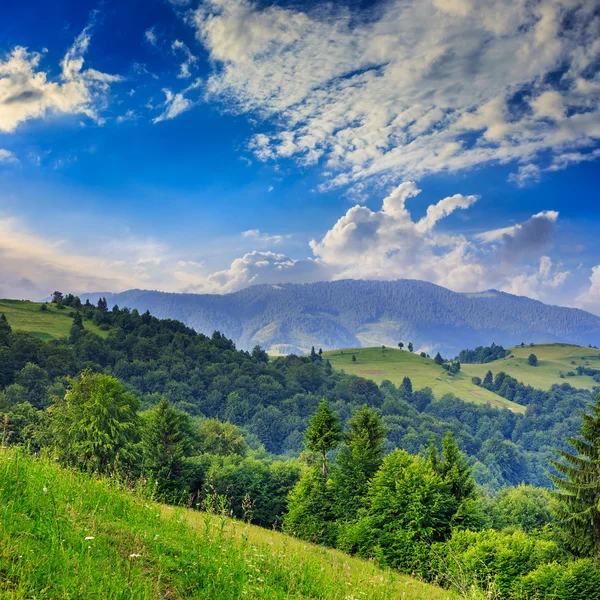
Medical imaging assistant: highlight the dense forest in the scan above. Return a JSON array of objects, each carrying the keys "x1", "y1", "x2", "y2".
[
  {"x1": 1, "y1": 294, "x2": 600, "y2": 598},
  {"x1": 82, "y1": 279, "x2": 600, "y2": 355}
]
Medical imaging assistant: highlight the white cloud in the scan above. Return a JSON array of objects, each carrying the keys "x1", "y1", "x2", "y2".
[
  {"x1": 502, "y1": 256, "x2": 570, "y2": 300},
  {"x1": 0, "y1": 149, "x2": 18, "y2": 163},
  {"x1": 145, "y1": 27, "x2": 159, "y2": 47},
  {"x1": 0, "y1": 27, "x2": 122, "y2": 133},
  {"x1": 241, "y1": 229, "x2": 289, "y2": 244},
  {"x1": 508, "y1": 164, "x2": 541, "y2": 187},
  {"x1": 172, "y1": 40, "x2": 198, "y2": 79},
  {"x1": 153, "y1": 79, "x2": 201, "y2": 123},
  {"x1": 0, "y1": 184, "x2": 574, "y2": 308},
  {"x1": 191, "y1": 0, "x2": 600, "y2": 188},
  {"x1": 576, "y1": 266, "x2": 600, "y2": 316}
]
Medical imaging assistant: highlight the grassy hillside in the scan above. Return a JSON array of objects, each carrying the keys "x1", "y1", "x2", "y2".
[
  {"x1": 0, "y1": 299, "x2": 108, "y2": 340},
  {"x1": 0, "y1": 449, "x2": 458, "y2": 600},
  {"x1": 461, "y1": 343, "x2": 600, "y2": 391},
  {"x1": 323, "y1": 347, "x2": 526, "y2": 413}
]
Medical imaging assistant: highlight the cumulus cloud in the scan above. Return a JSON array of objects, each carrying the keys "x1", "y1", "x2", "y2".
[
  {"x1": 481, "y1": 211, "x2": 560, "y2": 264},
  {"x1": 0, "y1": 27, "x2": 122, "y2": 133},
  {"x1": 502, "y1": 256, "x2": 570, "y2": 300},
  {"x1": 0, "y1": 183, "x2": 573, "y2": 308},
  {"x1": 308, "y1": 182, "x2": 484, "y2": 291},
  {"x1": 181, "y1": 251, "x2": 328, "y2": 294},
  {"x1": 191, "y1": 0, "x2": 600, "y2": 188},
  {"x1": 576, "y1": 266, "x2": 600, "y2": 316}
]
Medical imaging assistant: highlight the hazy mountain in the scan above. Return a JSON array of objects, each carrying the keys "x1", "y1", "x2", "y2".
[{"x1": 82, "y1": 280, "x2": 600, "y2": 356}]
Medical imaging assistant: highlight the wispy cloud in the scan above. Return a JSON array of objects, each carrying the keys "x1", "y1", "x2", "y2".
[
  {"x1": 241, "y1": 229, "x2": 290, "y2": 244},
  {"x1": 191, "y1": 0, "x2": 600, "y2": 189}
]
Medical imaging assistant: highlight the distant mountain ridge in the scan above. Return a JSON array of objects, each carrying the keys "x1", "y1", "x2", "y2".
[{"x1": 82, "y1": 279, "x2": 600, "y2": 356}]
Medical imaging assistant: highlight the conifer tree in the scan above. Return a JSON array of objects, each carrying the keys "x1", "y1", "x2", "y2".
[
  {"x1": 331, "y1": 405, "x2": 386, "y2": 520},
  {"x1": 305, "y1": 398, "x2": 342, "y2": 476},
  {"x1": 434, "y1": 352, "x2": 444, "y2": 365},
  {"x1": 142, "y1": 399, "x2": 192, "y2": 502},
  {"x1": 550, "y1": 393, "x2": 600, "y2": 556},
  {"x1": 483, "y1": 370, "x2": 494, "y2": 386},
  {"x1": 400, "y1": 376, "x2": 413, "y2": 400}
]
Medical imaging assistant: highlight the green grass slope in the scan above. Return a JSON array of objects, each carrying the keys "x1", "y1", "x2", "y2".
[
  {"x1": 461, "y1": 343, "x2": 600, "y2": 391},
  {"x1": 323, "y1": 347, "x2": 525, "y2": 413},
  {"x1": 0, "y1": 449, "x2": 458, "y2": 600},
  {"x1": 0, "y1": 299, "x2": 108, "y2": 340}
]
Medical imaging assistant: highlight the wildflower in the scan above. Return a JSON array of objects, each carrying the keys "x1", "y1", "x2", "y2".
[{"x1": 42, "y1": 487, "x2": 48, "y2": 494}]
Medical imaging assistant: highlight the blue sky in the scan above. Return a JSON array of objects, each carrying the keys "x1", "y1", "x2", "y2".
[{"x1": 0, "y1": 0, "x2": 599, "y2": 314}]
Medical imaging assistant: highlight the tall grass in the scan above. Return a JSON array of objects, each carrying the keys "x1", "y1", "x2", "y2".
[{"x1": 0, "y1": 448, "x2": 459, "y2": 599}]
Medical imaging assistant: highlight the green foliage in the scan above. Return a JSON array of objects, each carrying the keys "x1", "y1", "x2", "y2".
[
  {"x1": 435, "y1": 529, "x2": 563, "y2": 598},
  {"x1": 49, "y1": 371, "x2": 140, "y2": 473},
  {"x1": 304, "y1": 398, "x2": 342, "y2": 476},
  {"x1": 331, "y1": 405, "x2": 386, "y2": 521},
  {"x1": 489, "y1": 485, "x2": 555, "y2": 533},
  {"x1": 197, "y1": 419, "x2": 248, "y2": 457},
  {"x1": 284, "y1": 466, "x2": 338, "y2": 546},
  {"x1": 341, "y1": 450, "x2": 453, "y2": 571},
  {"x1": 550, "y1": 393, "x2": 600, "y2": 556},
  {"x1": 529, "y1": 353, "x2": 538, "y2": 366},
  {"x1": 142, "y1": 399, "x2": 193, "y2": 503}
]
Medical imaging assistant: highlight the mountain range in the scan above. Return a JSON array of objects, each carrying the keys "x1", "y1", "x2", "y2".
[{"x1": 82, "y1": 279, "x2": 600, "y2": 356}]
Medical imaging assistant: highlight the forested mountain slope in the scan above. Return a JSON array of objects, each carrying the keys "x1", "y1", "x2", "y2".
[{"x1": 83, "y1": 280, "x2": 600, "y2": 355}]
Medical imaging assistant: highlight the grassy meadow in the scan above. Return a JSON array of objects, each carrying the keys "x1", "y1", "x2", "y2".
[
  {"x1": 0, "y1": 448, "x2": 460, "y2": 600},
  {"x1": 0, "y1": 299, "x2": 108, "y2": 340},
  {"x1": 461, "y1": 343, "x2": 600, "y2": 391},
  {"x1": 323, "y1": 347, "x2": 526, "y2": 413}
]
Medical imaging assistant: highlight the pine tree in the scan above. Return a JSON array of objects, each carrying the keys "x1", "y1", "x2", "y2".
[
  {"x1": 331, "y1": 405, "x2": 386, "y2": 520},
  {"x1": 550, "y1": 393, "x2": 600, "y2": 556},
  {"x1": 434, "y1": 352, "x2": 444, "y2": 365},
  {"x1": 142, "y1": 399, "x2": 192, "y2": 503},
  {"x1": 408, "y1": 342, "x2": 414, "y2": 352},
  {"x1": 352, "y1": 354, "x2": 356, "y2": 363},
  {"x1": 305, "y1": 399, "x2": 342, "y2": 476}
]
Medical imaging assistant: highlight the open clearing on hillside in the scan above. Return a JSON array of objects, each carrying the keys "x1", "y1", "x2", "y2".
[
  {"x1": 0, "y1": 299, "x2": 108, "y2": 340},
  {"x1": 323, "y1": 347, "x2": 525, "y2": 413},
  {"x1": 0, "y1": 449, "x2": 458, "y2": 600},
  {"x1": 461, "y1": 343, "x2": 600, "y2": 392}
]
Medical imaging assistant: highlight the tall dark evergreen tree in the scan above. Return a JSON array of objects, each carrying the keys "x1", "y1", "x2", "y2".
[
  {"x1": 550, "y1": 393, "x2": 600, "y2": 556},
  {"x1": 434, "y1": 352, "x2": 444, "y2": 365},
  {"x1": 142, "y1": 399, "x2": 192, "y2": 502},
  {"x1": 400, "y1": 376, "x2": 413, "y2": 400},
  {"x1": 331, "y1": 405, "x2": 386, "y2": 520}
]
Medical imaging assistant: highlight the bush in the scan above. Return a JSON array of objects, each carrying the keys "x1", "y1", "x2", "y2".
[{"x1": 515, "y1": 559, "x2": 600, "y2": 600}]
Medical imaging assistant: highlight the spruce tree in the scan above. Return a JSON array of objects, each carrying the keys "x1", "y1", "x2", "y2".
[
  {"x1": 434, "y1": 352, "x2": 444, "y2": 365},
  {"x1": 550, "y1": 393, "x2": 600, "y2": 556},
  {"x1": 305, "y1": 398, "x2": 342, "y2": 476},
  {"x1": 400, "y1": 376, "x2": 413, "y2": 400},
  {"x1": 142, "y1": 399, "x2": 192, "y2": 503},
  {"x1": 331, "y1": 405, "x2": 386, "y2": 520}
]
